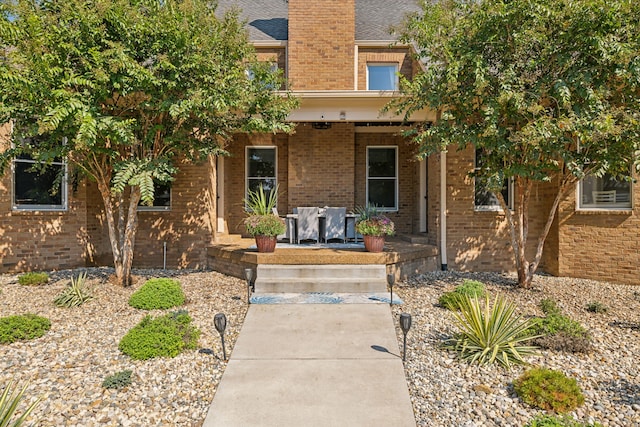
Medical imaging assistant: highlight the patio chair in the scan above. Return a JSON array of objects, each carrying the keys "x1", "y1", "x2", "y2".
[
  {"x1": 592, "y1": 190, "x2": 616, "y2": 204},
  {"x1": 272, "y1": 208, "x2": 294, "y2": 243},
  {"x1": 323, "y1": 207, "x2": 346, "y2": 243},
  {"x1": 296, "y1": 207, "x2": 319, "y2": 244}
]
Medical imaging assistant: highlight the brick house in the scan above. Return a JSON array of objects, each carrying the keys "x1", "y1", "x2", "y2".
[{"x1": 1, "y1": 0, "x2": 638, "y2": 284}]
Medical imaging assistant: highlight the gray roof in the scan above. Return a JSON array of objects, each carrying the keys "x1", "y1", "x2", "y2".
[{"x1": 216, "y1": 0, "x2": 421, "y2": 42}]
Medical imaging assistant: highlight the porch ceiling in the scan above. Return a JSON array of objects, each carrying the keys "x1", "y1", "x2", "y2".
[{"x1": 282, "y1": 90, "x2": 436, "y2": 123}]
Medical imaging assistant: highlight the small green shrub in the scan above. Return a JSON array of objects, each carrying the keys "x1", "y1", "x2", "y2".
[
  {"x1": 514, "y1": 368, "x2": 585, "y2": 412},
  {"x1": 17, "y1": 272, "x2": 49, "y2": 286},
  {"x1": 525, "y1": 414, "x2": 602, "y2": 427},
  {"x1": 585, "y1": 301, "x2": 608, "y2": 314},
  {"x1": 118, "y1": 311, "x2": 200, "y2": 360},
  {"x1": 128, "y1": 278, "x2": 185, "y2": 310},
  {"x1": 529, "y1": 302, "x2": 592, "y2": 353},
  {"x1": 438, "y1": 279, "x2": 486, "y2": 310},
  {"x1": 0, "y1": 314, "x2": 51, "y2": 344},
  {"x1": 53, "y1": 272, "x2": 94, "y2": 308},
  {"x1": 0, "y1": 380, "x2": 41, "y2": 427},
  {"x1": 444, "y1": 294, "x2": 538, "y2": 368},
  {"x1": 102, "y1": 370, "x2": 133, "y2": 389}
]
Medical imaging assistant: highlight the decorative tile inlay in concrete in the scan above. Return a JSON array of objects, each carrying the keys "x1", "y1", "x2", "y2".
[{"x1": 250, "y1": 292, "x2": 403, "y2": 304}]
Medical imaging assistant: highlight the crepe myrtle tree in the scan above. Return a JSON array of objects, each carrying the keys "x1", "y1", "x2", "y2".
[
  {"x1": 391, "y1": 0, "x2": 640, "y2": 287},
  {"x1": 0, "y1": 0, "x2": 297, "y2": 286}
]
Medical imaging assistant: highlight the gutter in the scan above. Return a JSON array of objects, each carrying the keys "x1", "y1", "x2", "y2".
[{"x1": 440, "y1": 150, "x2": 448, "y2": 271}]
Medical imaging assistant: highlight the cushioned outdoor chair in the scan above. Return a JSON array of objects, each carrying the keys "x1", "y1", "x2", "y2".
[
  {"x1": 272, "y1": 208, "x2": 294, "y2": 243},
  {"x1": 296, "y1": 207, "x2": 319, "y2": 244},
  {"x1": 323, "y1": 207, "x2": 346, "y2": 243}
]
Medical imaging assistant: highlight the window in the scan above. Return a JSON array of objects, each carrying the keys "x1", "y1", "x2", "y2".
[
  {"x1": 367, "y1": 64, "x2": 399, "y2": 91},
  {"x1": 138, "y1": 181, "x2": 171, "y2": 211},
  {"x1": 13, "y1": 153, "x2": 67, "y2": 211},
  {"x1": 367, "y1": 146, "x2": 398, "y2": 210},
  {"x1": 246, "y1": 62, "x2": 279, "y2": 90},
  {"x1": 578, "y1": 173, "x2": 632, "y2": 209},
  {"x1": 474, "y1": 149, "x2": 512, "y2": 210},
  {"x1": 246, "y1": 147, "x2": 277, "y2": 207}
]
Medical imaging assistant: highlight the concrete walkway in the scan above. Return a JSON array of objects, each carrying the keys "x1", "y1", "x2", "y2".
[{"x1": 202, "y1": 304, "x2": 416, "y2": 426}]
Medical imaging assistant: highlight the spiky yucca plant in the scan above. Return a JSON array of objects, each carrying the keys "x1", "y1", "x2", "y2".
[
  {"x1": 444, "y1": 294, "x2": 539, "y2": 368},
  {"x1": 0, "y1": 380, "x2": 40, "y2": 427},
  {"x1": 53, "y1": 272, "x2": 94, "y2": 308}
]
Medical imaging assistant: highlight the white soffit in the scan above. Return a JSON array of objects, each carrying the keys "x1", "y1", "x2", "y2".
[{"x1": 283, "y1": 90, "x2": 435, "y2": 122}]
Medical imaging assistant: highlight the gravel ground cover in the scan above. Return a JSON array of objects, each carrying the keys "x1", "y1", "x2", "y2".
[
  {"x1": 1, "y1": 268, "x2": 639, "y2": 426},
  {"x1": 0, "y1": 268, "x2": 247, "y2": 427},
  {"x1": 393, "y1": 271, "x2": 640, "y2": 427}
]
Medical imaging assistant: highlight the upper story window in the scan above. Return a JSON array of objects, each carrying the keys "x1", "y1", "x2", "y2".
[
  {"x1": 367, "y1": 146, "x2": 398, "y2": 211},
  {"x1": 367, "y1": 64, "x2": 399, "y2": 91},
  {"x1": 474, "y1": 149, "x2": 513, "y2": 211},
  {"x1": 13, "y1": 152, "x2": 67, "y2": 211},
  {"x1": 246, "y1": 146, "x2": 277, "y2": 208},
  {"x1": 578, "y1": 173, "x2": 632, "y2": 210},
  {"x1": 138, "y1": 181, "x2": 171, "y2": 211}
]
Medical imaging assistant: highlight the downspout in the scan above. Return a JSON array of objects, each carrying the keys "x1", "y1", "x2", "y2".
[{"x1": 440, "y1": 150, "x2": 448, "y2": 271}]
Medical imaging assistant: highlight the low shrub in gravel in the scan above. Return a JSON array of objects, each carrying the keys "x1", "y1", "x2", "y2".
[
  {"x1": 585, "y1": 301, "x2": 608, "y2": 314},
  {"x1": 530, "y1": 299, "x2": 592, "y2": 353},
  {"x1": 102, "y1": 370, "x2": 133, "y2": 389},
  {"x1": 514, "y1": 368, "x2": 585, "y2": 412},
  {"x1": 438, "y1": 279, "x2": 486, "y2": 310},
  {"x1": 0, "y1": 379, "x2": 41, "y2": 426},
  {"x1": 0, "y1": 313, "x2": 51, "y2": 344},
  {"x1": 18, "y1": 272, "x2": 49, "y2": 286},
  {"x1": 444, "y1": 294, "x2": 538, "y2": 368},
  {"x1": 53, "y1": 272, "x2": 94, "y2": 308},
  {"x1": 118, "y1": 310, "x2": 200, "y2": 360},
  {"x1": 525, "y1": 414, "x2": 602, "y2": 427},
  {"x1": 128, "y1": 278, "x2": 185, "y2": 310}
]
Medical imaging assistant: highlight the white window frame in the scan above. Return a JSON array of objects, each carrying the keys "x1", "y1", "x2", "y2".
[
  {"x1": 366, "y1": 63, "x2": 399, "y2": 91},
  {"x1": 138, "y1": 181, "x2": 172, "y2": 212},
  {"x1": 576, "y1": 174, "x2": 633, "y2": 211},
  {"x1": 245, "y1": 146, "x2": 278, "y2": 210},
  {"x1": 366, "y1": 146, "x2": 398, "y2": 212},
  {"x1": 474, "y1": 150, "x2": 514, "y2": 212},
  {"x1": 11, "y1": 132, "x2": 68, "y2": 212}
]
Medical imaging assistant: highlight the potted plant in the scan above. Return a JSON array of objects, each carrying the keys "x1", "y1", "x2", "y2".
[
  {"x1": 243, "y1": 184, "x2": 286, "y2": 253},
  {"x1": 355, "y1": 204, "x2": 395, "y2": 252}
]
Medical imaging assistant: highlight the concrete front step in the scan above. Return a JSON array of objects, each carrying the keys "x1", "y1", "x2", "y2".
[{"x1": 254, "y1": 264, "x2": 388, "y2": 293}]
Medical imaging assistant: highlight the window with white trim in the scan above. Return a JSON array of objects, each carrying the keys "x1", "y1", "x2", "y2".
[
  {"x1": 246, "y1": 146, "x2": 277, "y2": 206},
  {"x1": 367, "y1": 64, "x2": 399, "y2": 91},
  {"x1": 138, "y1": 181, "x2": 171, "y2": 211},
  {"x1": 367, "y1": 146, "x2": 398, "y2": 211},
  {"x1": 13, "y1": 147, "x2": 67, "y2": 211},
  {"x1": 578, "y1": 173, "x2": 631, "y2": 209},
  {"x1": 474, "y1": 149, "x2": 513, "y2": 210}
]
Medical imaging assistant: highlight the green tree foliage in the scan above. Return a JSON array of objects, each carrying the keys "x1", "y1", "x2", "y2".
[
  {"x1": 394, "y1": 0, "x2": 640, "y2": 287},
  {"x1": 0, "y1": 0, "x2": 297, "y2": 286}
]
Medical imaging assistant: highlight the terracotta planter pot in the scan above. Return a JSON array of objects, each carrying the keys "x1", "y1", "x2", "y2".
[
  {"x1": 255, "y1": 235, "x2": 277, "y2": 253},
  {"x1": 363, "y1": 235, "x2": 385, "y2": 253}
]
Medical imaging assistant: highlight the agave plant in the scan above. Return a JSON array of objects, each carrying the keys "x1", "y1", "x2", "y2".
[
  {"x1": 0, "y1": 380, "x2": 40, "y2": 427},
  {"x1": 53, "y1": 272, "x2": 94, "y2": 308},
  {"x1": 444, "y1": 294, "x2": 539, "y2": 368}
]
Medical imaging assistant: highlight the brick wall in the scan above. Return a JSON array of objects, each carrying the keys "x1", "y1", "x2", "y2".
[{"x1": 288, "y1": 0, "x2": 355, "y2": 90}]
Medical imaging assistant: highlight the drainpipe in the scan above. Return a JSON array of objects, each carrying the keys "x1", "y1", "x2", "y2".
[{"x1": 440, "y1": 151, "x2": 448, "y2": 271}]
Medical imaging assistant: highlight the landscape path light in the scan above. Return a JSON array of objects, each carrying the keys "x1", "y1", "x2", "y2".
[
  {"x1": 244, "y1": 268, "x2": 254, "y2": 304},
  {"x1": 399, "y1": 313, "x2": 412, "y2": 362},
  {"x1": 387, "y1": 273, "x2": 395, "y2": 306},
  {"x1": 214, "y1": 313, "x2": 228, "y2": 361}
]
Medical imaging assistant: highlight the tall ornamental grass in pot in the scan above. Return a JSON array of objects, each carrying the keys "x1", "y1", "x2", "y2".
[{"x1": 243, "y1": 184, "x2": 285, "y2": 253}]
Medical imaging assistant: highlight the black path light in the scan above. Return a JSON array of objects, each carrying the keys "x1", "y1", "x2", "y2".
[
  {"x1": 387, "y1": 273, "x2": 395, "y2": 306},
  {"x1": 214, "y1": 313, "x2": 228, "y2": 361},
  {"x1": 399, "y1": 313, "x2": 412, "y2": 362},
  {"x1": 244, "y1": 268, "x2": 254, "y2": 304}
]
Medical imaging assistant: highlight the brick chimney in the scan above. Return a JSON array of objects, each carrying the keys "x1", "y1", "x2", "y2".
[{"x1": 287, "y1": 0, "x2": 355, "y2": 91}]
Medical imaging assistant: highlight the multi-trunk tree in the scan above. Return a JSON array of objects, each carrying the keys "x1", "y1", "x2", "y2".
[
  {"x1": 0, "y1": 0, "x2": 297, "y2": 286},
  {"x1": 394, "y1": 0, "x2": 640, "y2": 287}
]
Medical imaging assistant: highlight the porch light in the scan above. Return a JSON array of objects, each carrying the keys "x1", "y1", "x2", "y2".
[
  {"x1": 214, "y1": 313, "x2": 228, "y2": 361},
  {"x1": 399, "y1": 313, "x2": 412, "y2": 362},
  {"x1": 244, "y1": 268, "x2": 254, "y2": 304},
  {"x1": 387, "y1": 273, "x2": 395, "y2": 306}
]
